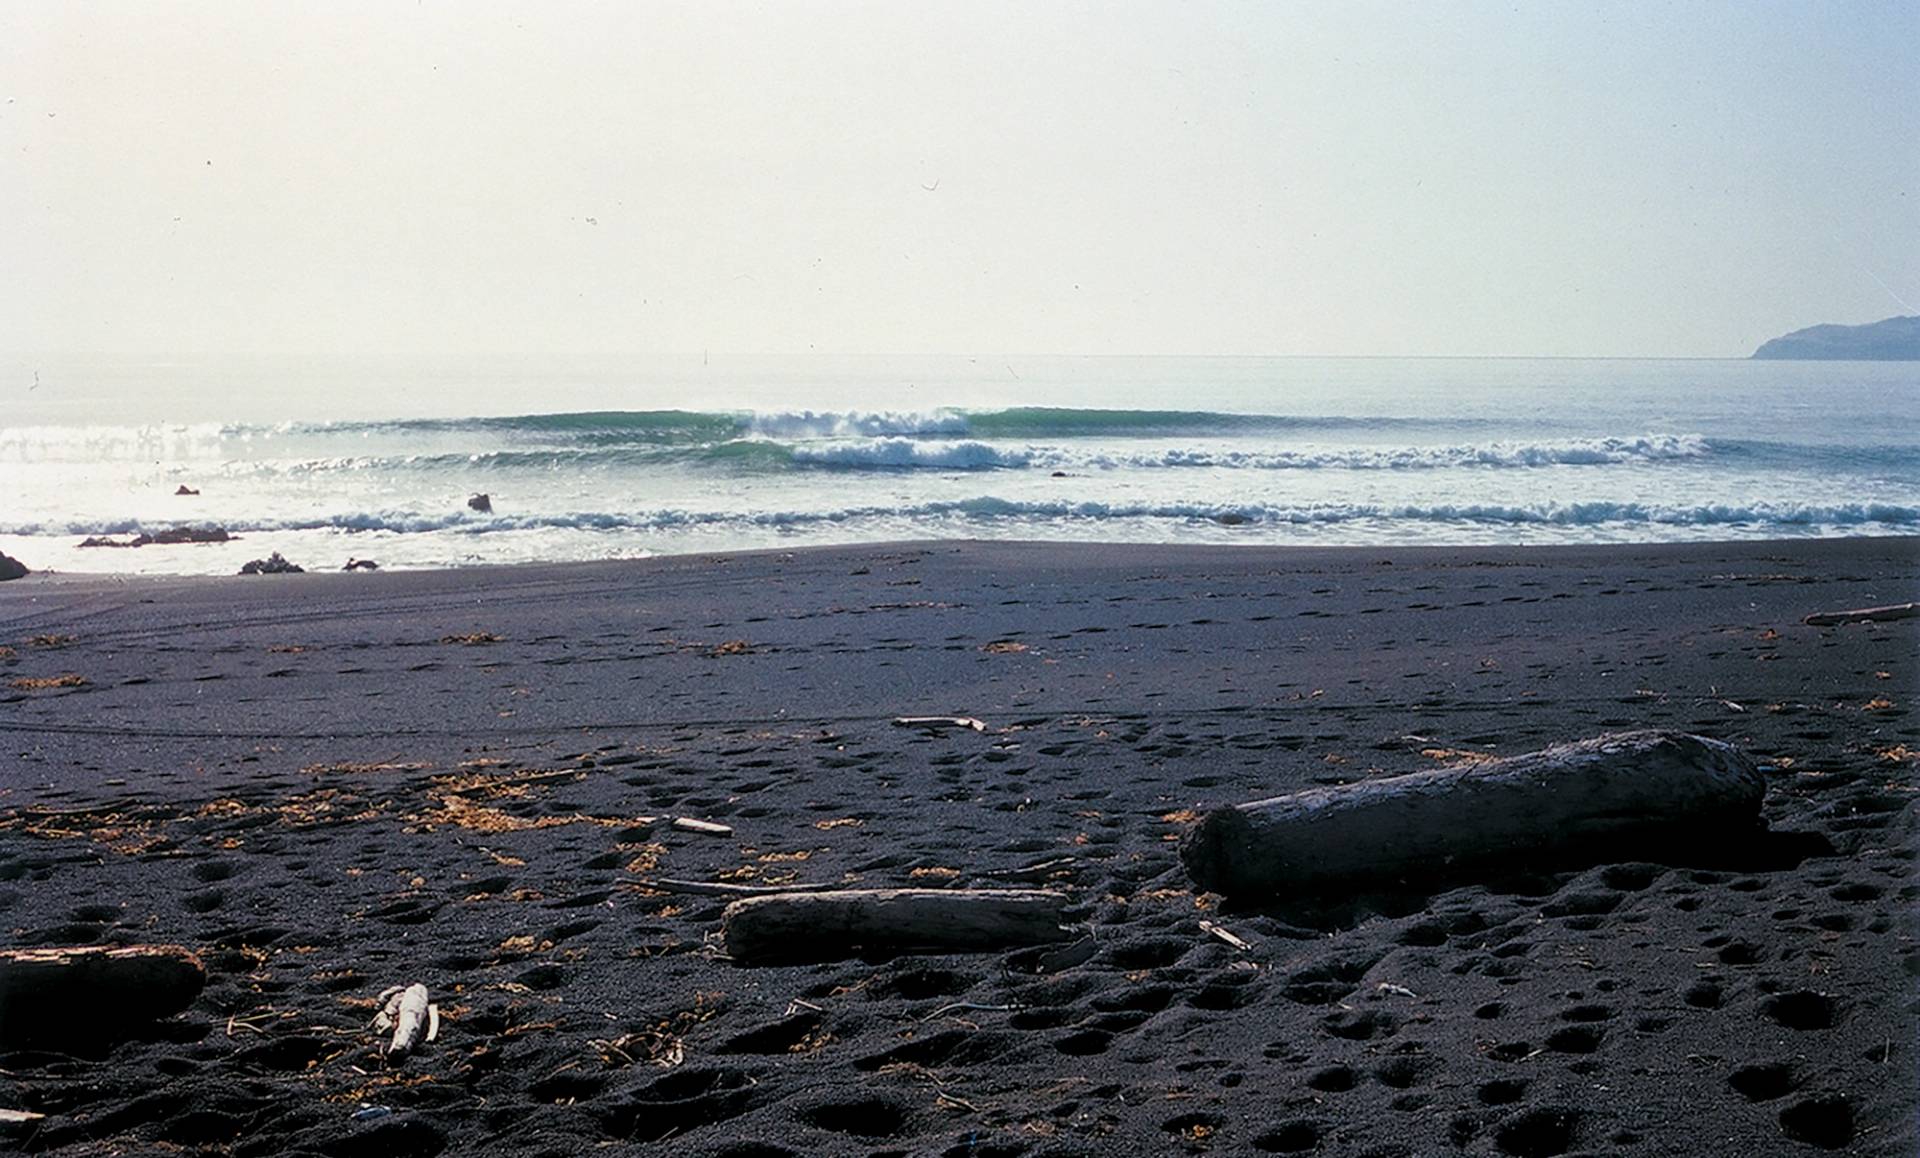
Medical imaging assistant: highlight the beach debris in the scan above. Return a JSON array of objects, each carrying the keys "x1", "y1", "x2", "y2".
[
  {"x1": 626, "y1": 876, "x2": 843, "y2": 897},
  {"x1": 722, "y1": 888, "x2": 1073, "y2": 961},
  {"x1": 174, "y1": 484, "x2": 199, "y2": 495},
  {"x1": 1803, "y1": 602, "x2": 1918, "y2": 627},
  {"x1": 371, "y1": 982, "x2": 438, "y2": 1060},
  {"x1": 976, "y1": 855, "x2": 1081, "y2": 882},
  {"x1": 343, "y1": 557, "x2": 380, "y2": 571},
  {"x1": 350, "y1": 1105, "x2": 394, "y2": 1122},
  {"x1": 0, "y1": 944, "x2": 206, "y2": 1046},
  {"x1": 440, "y1": 631, "x2": 500, "y2": 645},
  {"x1": 8, "y1": 673, "x2": 86, "y2": 691},
  {"x1": 893, "y1": 715, "x2": 988, "y2": 732},
  {"x1": 672, "y1": 817, "x2": 734, "y2": 837},
  {"x1": 0, "y1": 1109, "x2": 47, "y2": 1139},
  {"x1": 467, "y1": 492, "x2": 493, "y2": 512},
  {"x1": 79, "y1": 525, "x2": 233, "y2": 548},
  {"x1": 238, "y1": 551, "x2": 304, "y2": 574},
  {"x1": 0, "y1": 552, "x2": 26, "y2": 581},
  {"x1": 1180, "y1": 730, "x2": 1767, "y2": 898},
  {"x1": 919, "y1": 1001, "x2": 1023, "y2": 1023},
  {"x1": 1198, "y1": 920, "x2": 1252, "y2": 952},
  {"x1": 1003, "y1": 935, "x2": 1098, "y2": 975}
]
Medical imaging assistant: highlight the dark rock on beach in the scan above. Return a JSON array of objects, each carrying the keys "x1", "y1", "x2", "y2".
[
  {"x1": 0, "y1": 551, "x2": 26, "y2": 580},
  {"x1": 238, "y1": 551, "x2": 304, "y2": 574},
  {"x1": 468, "y1": 492, "x2": 493, "y2": 512}
]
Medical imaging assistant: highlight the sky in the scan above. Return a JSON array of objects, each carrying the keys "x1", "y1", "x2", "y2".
[{"x1": 2, "y1": 1, "x2": 1916, "y2": 359}]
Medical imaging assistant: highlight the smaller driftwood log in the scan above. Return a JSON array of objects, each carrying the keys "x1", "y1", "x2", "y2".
[
  {"x1": 722, "y1": 888, "x2": 1071, "y2": 961},
  {"x1": 1181, "y1": 730, "x2": 1765, "y2": 898},
  {"x1": 1803, "y1": 602, "x2": 1918, "y2": 627},
  {"x1": 372, "y1": 983, "x2": 437, "y2": 1059},
  {"x1": 0, "y1": 945, "x2": 205, "y2": 1045}
]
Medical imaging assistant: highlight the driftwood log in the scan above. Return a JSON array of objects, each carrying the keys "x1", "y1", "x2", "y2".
[
  {"x1": 1181, "y1": 731, "x2": 1765, "y2": 898},
  {"x1": 722, "y1": 888, "x2": 1072, "y2": 961},
  {"x1": 0, "y1": 945, "x2": 205, "y2": 1045},
  {"x1": 1803, "y1": 602, "x2": 1918, "y2": 627}
]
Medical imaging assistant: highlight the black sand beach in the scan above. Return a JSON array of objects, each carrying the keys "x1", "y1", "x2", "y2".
[{"x1": 1, "y1": 538, "x2": 1915, "y2": 1156}]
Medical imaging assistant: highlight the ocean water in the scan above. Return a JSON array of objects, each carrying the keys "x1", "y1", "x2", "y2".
[{"x1": 3, "y1": 355, "x2": 1916, "y2": 574}]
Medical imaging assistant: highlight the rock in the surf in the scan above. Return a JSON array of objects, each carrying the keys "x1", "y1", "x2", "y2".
[{"x1": 239, "y1": 552, "x2": 304, "y2": 575}]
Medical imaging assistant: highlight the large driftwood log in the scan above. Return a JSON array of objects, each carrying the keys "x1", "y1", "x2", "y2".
[
  {"x1": 0, "y1": 945, "x2": 205, "y2": 1045},
  {"x1": 1803, "y1": 602, "x2": 1918, "y2": 627},
  {"x1": 1181, "y1": 731, "x2": 1765, "y2": 898},
  {"x1": 723, "y1": 888, "x2": 1072, "y2": 961}
]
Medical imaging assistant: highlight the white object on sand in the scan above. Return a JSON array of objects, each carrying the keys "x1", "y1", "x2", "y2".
[{"x1": 371, "y1": 983, "x2": 437, "y2": 1058}]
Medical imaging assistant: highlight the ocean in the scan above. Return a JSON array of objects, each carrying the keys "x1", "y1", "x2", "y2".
[{"x1": 3, "y1": 354, "x2": 1916, "y2": 575}]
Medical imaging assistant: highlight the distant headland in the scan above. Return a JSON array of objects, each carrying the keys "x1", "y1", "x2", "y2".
[{"x1": 1751, "y1": 315, "x2": 1920, "y2": 360}]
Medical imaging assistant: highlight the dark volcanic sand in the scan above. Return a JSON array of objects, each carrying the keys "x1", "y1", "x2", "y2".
[{"x1": 0, "y1": 538, "x2": 1915, "y2": 1157}]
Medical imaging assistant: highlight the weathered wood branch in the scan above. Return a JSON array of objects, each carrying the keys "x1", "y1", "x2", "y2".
[
  {"x1": 624, "y1": 877, "x2": 847, "y2": 897},
  {"x1": 372, "y1": 982, "x2": 432, "y2": 1059},
  {"x1": 1181, "y1": 730, "x2": 1765, "y2": 898},
  {"x1": 0, "y1": 945, "x2": 205, "y2": 1045},
  {"x1": 722, "y1": 888, "x2": 1072, "y2": 961},
  {"x1": 1803, "y1": 602, "x2": 1918, "y2": 627}
]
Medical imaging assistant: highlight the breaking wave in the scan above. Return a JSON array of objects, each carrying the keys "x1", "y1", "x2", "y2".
[{"x1": 12, "y1": 498, "x2": 1916, "y2": 540}]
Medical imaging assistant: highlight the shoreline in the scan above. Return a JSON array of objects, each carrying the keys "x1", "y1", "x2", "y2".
[
  {"x1": 1, "y1": 535, "x2": 1915, "y2": 1155},
  {"x1": 11, "y1": 529, "x2": 1920, "y2": 586}
]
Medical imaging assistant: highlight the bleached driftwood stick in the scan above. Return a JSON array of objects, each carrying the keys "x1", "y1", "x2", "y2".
[
  {"x1": 0, "y1": 945, "x2": 205, "y2": 1045},
  {"x1": 893, "y1": 716, "x2": 987, "y2": 732},
  {"x1": 1803, "y1": 602, "x2": 1918, "y2": 627},
  {"x1": 723, "y1": 888, "x2": 1071, "y2": 961},
  {"x1": 1198, "y1": 920, "x2": 1251, "y2": 951},
  {"x1": 672, "y1": 817, "x2": 733, "y2": 836},
  {"x1": 1181, "y1": 730, "x2": 1766, "y2": 898},
  {"x1": 625, "y1": 877, "x2": 845, "y2": 897},
  {"x1": 372, "y1": 983, "x2": 435, "y2": 1059}
]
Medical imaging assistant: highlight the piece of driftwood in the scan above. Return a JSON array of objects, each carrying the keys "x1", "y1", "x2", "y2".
[
  {"x1": 1803, "y1": 602, "x2": 1918, "y2": 627},
  {"x1": 624, "y1": 877, "x2": 846, "y2": 897},
  {"x1": 1181, "y1": 731, "x2": 1765, "y2": 898},
  {"x1": 371, "y1": 983, "x2": 437, "y2": 1059},
  {"x1": 0, "y1": 945, "x2": 206, "y2": 1045},
  {"x1": 723, "y1": 888, "x2": 1072, "y2": 961},
  {"x1": 672, "y1": 817, "x2": 733, "y2": 836},
  {"x1": 1198, "y1": 920, "x2": 1251, "y2": 951},
  {"x1": 893, "y1": 716, "x2": 987, "y2": 732},
  {"x1": 976, "y1": 856, "x2": 1081, "y2": 882}
]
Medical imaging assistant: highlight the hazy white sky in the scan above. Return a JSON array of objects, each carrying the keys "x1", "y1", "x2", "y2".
[{"x1": 3, "y1": 1, "x2": 1915, "y2": 358}]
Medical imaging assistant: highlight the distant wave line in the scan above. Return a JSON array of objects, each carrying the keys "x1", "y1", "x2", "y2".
[
  {"x1": 1, "y1": 433, "x2": 1764, "y2": 473},
  {"x1": 13, "y1": 497, "x2": 1917, "y2": 540}
]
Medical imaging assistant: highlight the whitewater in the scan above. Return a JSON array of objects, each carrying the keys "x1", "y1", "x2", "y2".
[{"x1": 3, "y1": 355, "x2": 1916, "y2": 573}]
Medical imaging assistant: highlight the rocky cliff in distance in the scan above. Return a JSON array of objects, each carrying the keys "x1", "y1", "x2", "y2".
[{"x1": 1752, "y1": 315, "x2": 1920, "y2": 360}]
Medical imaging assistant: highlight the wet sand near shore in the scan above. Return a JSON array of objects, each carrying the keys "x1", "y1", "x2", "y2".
[{"x1": 1, "y1": 537, "x2": 1915, "y2": 1156}]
